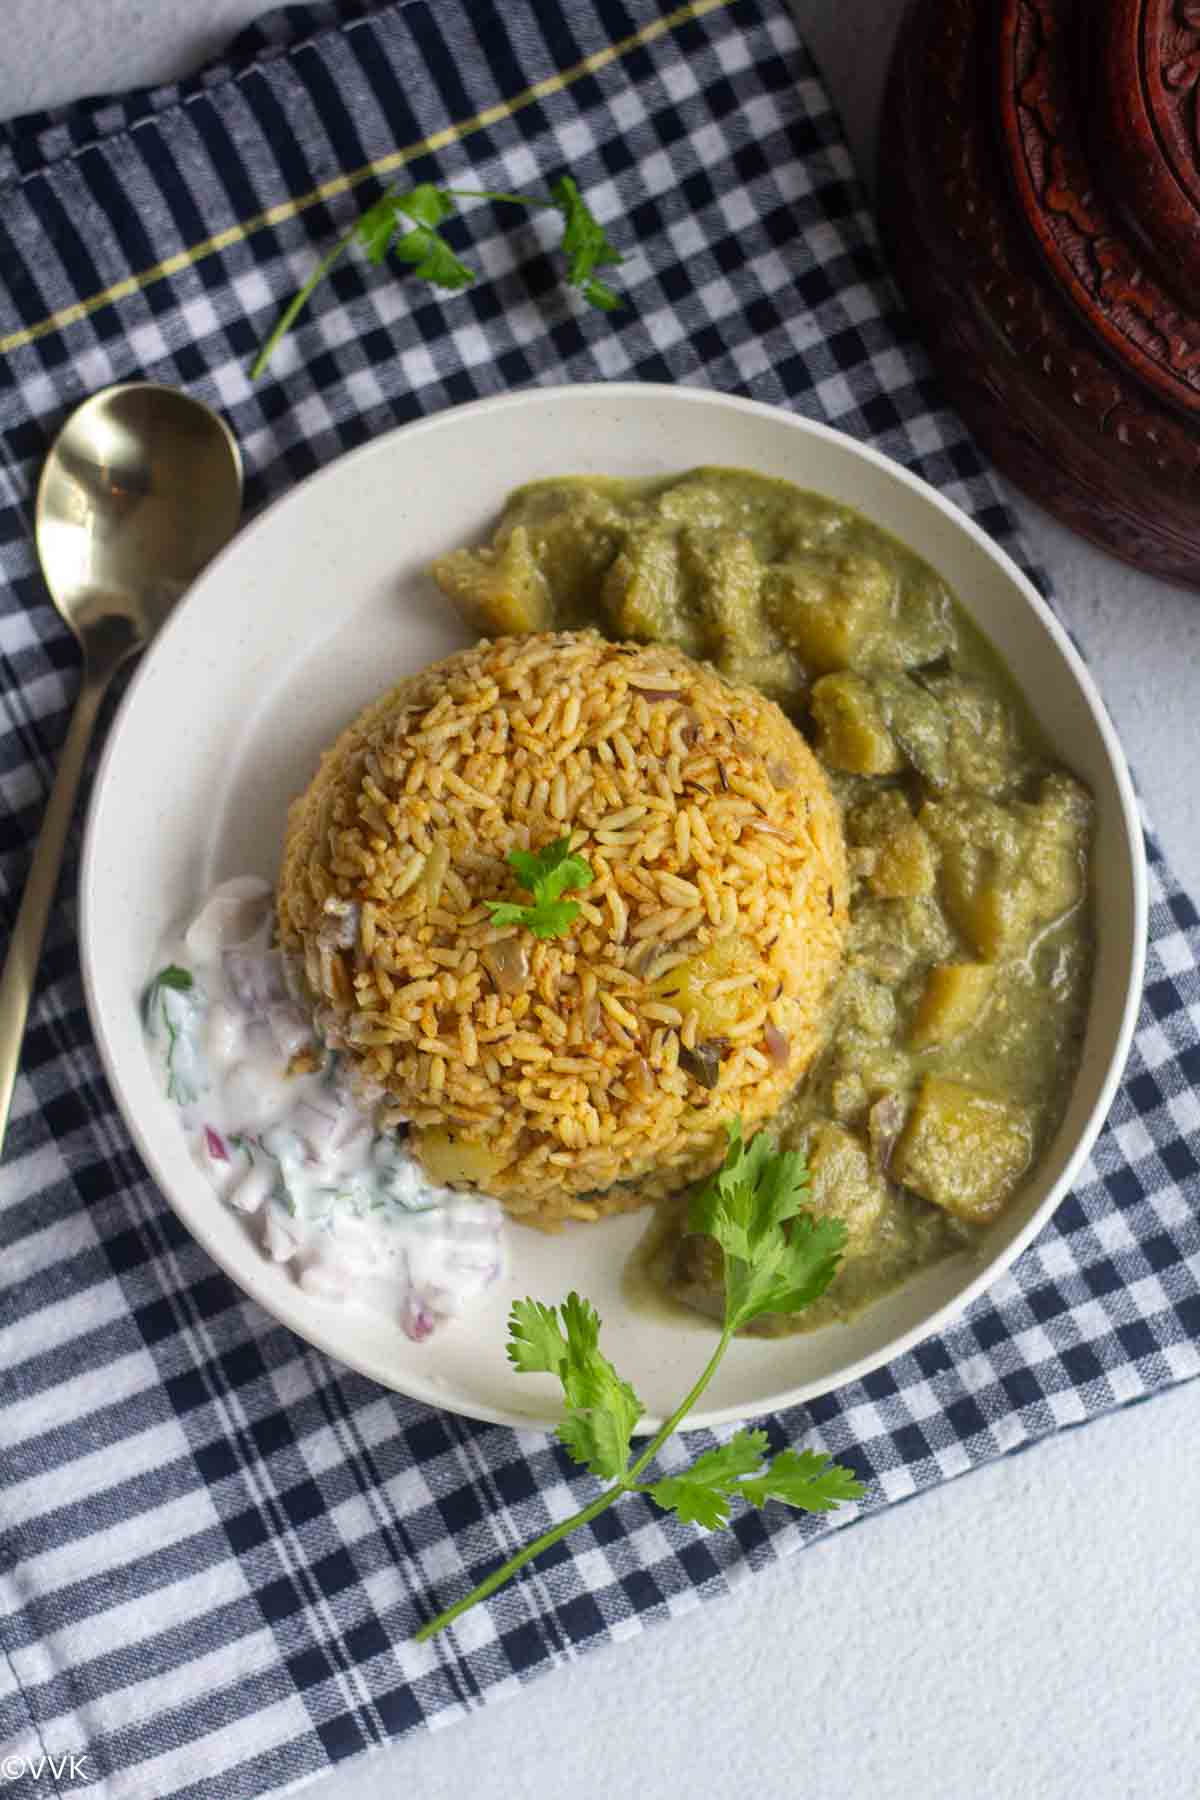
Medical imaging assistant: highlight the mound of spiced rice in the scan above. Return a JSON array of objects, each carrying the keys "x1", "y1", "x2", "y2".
[{"x1": 277, "y1": 632, "x2": 848, "y2": 1226}]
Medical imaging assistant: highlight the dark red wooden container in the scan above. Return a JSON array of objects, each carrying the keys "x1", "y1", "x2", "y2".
[{"x1": 879, "y1": 0, "x2": 1200, "y2": 588}]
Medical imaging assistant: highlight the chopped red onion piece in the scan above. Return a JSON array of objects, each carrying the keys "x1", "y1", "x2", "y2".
[
  {"x1": 204, "y1": 1126, "x2": 229, "y2": 1162},
  {"x1": 402, "y1": 1294, "x2": 437, "y2": 1342},
  {"x1": 483, "y1": 936, "x2": 530, "y2": 995},
  {"x1": 763, "y1": 1023, "x2": 791, "y2": 1068}
]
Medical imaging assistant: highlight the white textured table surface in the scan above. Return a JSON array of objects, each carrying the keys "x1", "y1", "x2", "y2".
[{"x1": 4, "y1": 5, "x2": 1198, "y2": 1798}]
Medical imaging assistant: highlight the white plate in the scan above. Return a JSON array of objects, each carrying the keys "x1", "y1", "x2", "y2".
[{"x1": 80, "y1": 384, "x2": 1146, "y2": 1431}]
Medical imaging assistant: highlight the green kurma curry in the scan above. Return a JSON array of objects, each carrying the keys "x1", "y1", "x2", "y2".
[{"x1": 433, "y1": 469, "x2": 1093, "y2": 1332}]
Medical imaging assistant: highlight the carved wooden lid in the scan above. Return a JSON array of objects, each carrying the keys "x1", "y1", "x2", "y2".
[{"x1": 879, "y1": 0, "x2": 1200, "y2": 587}]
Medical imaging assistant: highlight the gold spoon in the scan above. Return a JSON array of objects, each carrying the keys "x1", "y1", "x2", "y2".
[{"x1": 0, "y1": 382, "x2": 243, "y2": 1156}]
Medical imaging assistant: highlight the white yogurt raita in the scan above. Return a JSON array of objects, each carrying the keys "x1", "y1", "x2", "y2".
[{"x1": 142, "y1": 878, "x2": 504, "y2": 1341}]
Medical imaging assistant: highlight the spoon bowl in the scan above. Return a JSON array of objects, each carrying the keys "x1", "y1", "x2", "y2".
[
  {"x1": 0, "y1": 382, "x2": 242, "y2": 1155},
  {"x1": 36, "y1": 382, "x2": 243, "y2": 654}
]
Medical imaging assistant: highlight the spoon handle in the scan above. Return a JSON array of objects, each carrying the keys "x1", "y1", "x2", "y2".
[{"x1": 0, "y1": 673, "x2": 108, "y2": 1158}]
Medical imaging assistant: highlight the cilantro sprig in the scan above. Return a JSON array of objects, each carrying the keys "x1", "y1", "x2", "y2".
[
  {"x1": 486, "y1": 835, "x2": 594, "y2": 941},
  {"x1": 252, "y1": 175, "x2": 624, "y2": 378},
  {"x1": 415, "y1": 1122, "x2": 866, "y2": 1642},
  {"x1": 689, "y1": 1118, "x2": 847, "y2": 1332}
]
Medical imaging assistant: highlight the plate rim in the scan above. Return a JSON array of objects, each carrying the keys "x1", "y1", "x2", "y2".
[{"x1": 79, "y1": 380, "x2": 1148, "y2": 1431}]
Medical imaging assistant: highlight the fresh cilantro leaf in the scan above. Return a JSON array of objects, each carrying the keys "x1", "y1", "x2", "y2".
[
  {"x1": 739, "y1": 1448, "x2": 867, "y2": 1515},
  {"x1": 649, "y1": 1436, "x2": 865, "y2": 1529},
  {"x1": 549, "y1": 176, "x2": 624, "y2": 311},
  {"x1": 152, "y1": 964, "x2": 193, "y2": 994},
  {"x1": 556, "y1": 1387, "x2": 643, "y2": 1480},
  {"x1": 391, "y1": 222, "x2": 475, "y2": 291},
  {"x1": 559, "y1": 1290, "x2": 602, "y2": 1356},
  {"x1": 528, "y1": 899, "x2": 585, "y2": 939},
  {"x1": 541, "y1": 856, "x2": 594, "y2": 903},
  {"x1": 388, "y1": 228, "x2": 475, "y2": 288},
  {"x1": 507, "y1": 1297, "x2": 569, "y2": 1376},
  {"x1": 646, "y1": 1429, "x2": 769, "y2": 1529},
  {"x1": 749, "y1": 1211, "x2": 848, "y2": 1318},
  {"x1": 555, "y1": 1292, "x2": 643, "y2": 1480},
  {"x1": 507, "y1": 1291, "x2": 643, "y2": 1480},
  {"x1": 389, "y1": 182, "x2": 453, "y2": 233},
  {"x1": 506, "y1": 837, "x2": 593, "y2": 900},
  {"x1": 487, "y1": 901, "x2": 539, "y2": 931},
  {"x1": 354, "y1": 193, "x2": 407, "y2": 262},
  {"x1": 689, "y1": 1119, "x2": 846, "y2": 1333},
  {"x1": 488, "y1": 898, "x2": 583, "y2": 940},
  {"x1": 355, "y1": 185, "x2": 476, "y2": 289},
  {"x1": 486, "y1": 836, "x2": 594, "y2": 941}
]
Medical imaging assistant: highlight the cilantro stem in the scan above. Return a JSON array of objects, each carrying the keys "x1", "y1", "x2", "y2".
[
  {"x1": 413, "y1": 1324, "x2": 734, "y2": 1644},
  {"x1": 440, "y1": 188, "x2": 547, "y2": 209},
  {"x1": 251, "y1": 230, "x2": 356, "y2": 379},
  {"x1": 623, "y1": 1326, "x2": 734, "y2": 1485},
  {"x1": 412, "y1": 1483, "x2": 617, "y2": 1644}
]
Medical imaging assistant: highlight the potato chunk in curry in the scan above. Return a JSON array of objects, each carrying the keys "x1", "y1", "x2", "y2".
[
  {"x1": 433, "y1": 525, "x2": 553, "y2": 635},
  {"x1": 892, "y1": 1076, "x2": 1033, "y2": 1223},
  {"x1": 763, "y1": 552, "x2": 894, "y2": 673},
  {"x1": 922, "y1": 774, "x2": 1090, "y2": 962},
  {"x1": 804, "y1": 1121, "x2": 889, "y2": 1252},
  {"x1": 848, "y1": 790, "x2": 937, "y2": 899},
  {"x1": 909, "y1": 963, "x2": 994, "y2": 1049},
  {"x1": 810, "y1": 672, "x2": 903, "y2": 775},
  {"x1": 602, "y1": 528, "x2": 701, "y2": 653}
]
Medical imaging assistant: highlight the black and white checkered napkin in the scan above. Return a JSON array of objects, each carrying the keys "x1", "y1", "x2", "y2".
[{"x1": 2, "y1": 1, "x2": 1198, "y2": 1794}]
